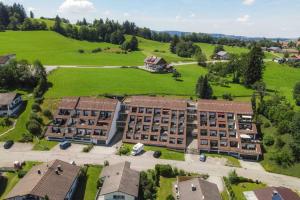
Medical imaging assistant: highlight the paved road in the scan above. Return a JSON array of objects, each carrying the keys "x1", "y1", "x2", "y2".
[{"x1": 0, "y1": 143, "x2": 299, "y2": 192}]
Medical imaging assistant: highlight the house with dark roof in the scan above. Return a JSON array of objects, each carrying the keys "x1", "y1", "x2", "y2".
[
  {"x1": 243, "y1": 186, "x2": 300, "y2": 200},
  {"x1": 5, "y1": 160, "x2": 81, "y2": 200},
  {"x1": 0, "y1": 93, "x2": 23, "y2": 117},
  {"x1": 215, "y1": 51, "x2": 229, "y2": 60},
  {"x1": 46, "y1": 97, "x2": 121, "y2": 145},
  {"x1": 267, "y1": 47, "x2": 282, "y2": 53},
  {"x1": 97, "y1": 162, "x2": 140, "y2": 200},
  {"x1": 0, "y1": 54, "x2": 16, "y2": 67},
  {"x1": 143, "y1": 56, "x2": 173, "y2": 72},
  {"x1": 172, "y1": 176, "x2": 221, "y2": 200}
]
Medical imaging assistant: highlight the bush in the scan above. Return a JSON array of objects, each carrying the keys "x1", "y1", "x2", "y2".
[
  {"x1": 263, "y1": 135, "x2": 274, "y2": 146},
  {"x1": 34, "y1": 97, "x2": 44, "y2": 104},
  {"x1": 43, "y1": 109, "x2": 53, "y2": 120},
  {"x1": 156, "y1": 164, "x2": 173, "y2": 178},
  {"x1": 17, "y1": 170, "x2": 27, "y2": 178},
  {"x1": 104, "y1": 160, "x2": 109, "y2": 166},
  {"x1": 263, "y1": 122, "x2": 271, "y2": 128},
  {"x1": 91, "y1": 48, "x2": 102, "y2": 53},
  {"x1": 222, "y1": 93, "x2": 233, "y2": 101},
  {"x1": 82, "y1": 144, "x2": 94, "y2": 153},
  {"x1": 228, "y1": 170, "x2": 239, "y2": 184},
  {"x1": 118, "y1": 144, "x2": 131, "y2": 155},
  {"x1": 78, "y1": 49, "x2": 85, "y2": 53},
  {"x1": 0, "y1": 117, "x2": 13, "y2": 127},
  {"x1": 31, "y1": 103, "x2": 41, "y2": 112},
  {"x1": 19, "y1": 132, "x2": 33, "y2": 142},
  {"x1": 166, "y1": 195, "x2": 175, "y2": 200},
  {"x1": 30, "y1": 113, "x2": 43, "y2": 124},
  {"x1": 26, "y1": 120, "x2": 42, "y2": 135}
]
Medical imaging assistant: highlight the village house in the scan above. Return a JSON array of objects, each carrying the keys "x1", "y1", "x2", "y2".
[
  {"x1": 97, "y1": 162, "x2": 140, "y2": 200},
  {"x1": 173, "y1": 176, "x2": 221, "y2": 200},
  {"x1": 0, "y1": 54, "x2": 16, "y2": 67},
  {"x1": 267, "y1": 47, "x2": 282, "y2": 53},
  {"x1": 288, "y1": 55, "x2": 300, "y2": 62},
  {"x1": 5, "y1": 160, "x2": 81, "y2": 200},
  {"x1": 215, "y1": 51, "x2": 229, "y2": 60},
  {"x1": 46, "y1": 97, "x2": 121, "y2": 145},
  {"x1": 0, "y1": 93, "x2": 23, "y2": 117},
  {"x1": 243, "y1": 186, "x2": 300, "y2": 200},
  {"x1": 143, "y1": 56, "x2": 173, "y2": 72}
]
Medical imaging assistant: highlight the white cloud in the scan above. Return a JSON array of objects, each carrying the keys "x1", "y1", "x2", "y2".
[
  {"x1": 243, "y1": 0, "x2": 255, "y2": 6},
  {"x1": 123, "y1": 12, "x2": 130, "y2": 17},
  {"x1": 237, "y1": 14, "x2": 250, "y2": 22},
  {"x1": 58, "y1": 0, "x2": 95, "y2": 14},
  {"x1": 189, "y1": 13, "x2": 196, "y2": 18},
  {"x1": 103, "y1": 10, "x2": 111, "y2": 16},
  {"x1": 175, "y1": 15, "x2": 182, "y2": 21}
]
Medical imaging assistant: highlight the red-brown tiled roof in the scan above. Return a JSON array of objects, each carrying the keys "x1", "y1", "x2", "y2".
[
  {"x1": 76, "y1": 97, "x2": 118, "y2": 111},
  {"x1": 58, "y1": 97, "x2": 79, "y2": 110},
  {"x1": 198, "y1": 100, "x2": 253, "y2": 115},
  {"x1": 128, "y1": 96, "x2": 187, "y2": 110},
  {"x1": 254, "y1": 187, "x2": 300, "y2": 200}
]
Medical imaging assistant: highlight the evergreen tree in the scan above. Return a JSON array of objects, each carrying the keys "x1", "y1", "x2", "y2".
[
  {"x1": 52, "y1": 15, "x2": 65, "y2": 35},
  {"x1": 196, "y1": 51, "x2": 207, "y2": 67},
  {"x1": 251, "y1": 93, "x2": 256, "y2": 113},
  {"x1": 243, "y1": 46, "x2": 264, "y2": 86},
  {"x1": 196, "y1": 75, "x2": 213, "y2": 99},
  {"x1": 0, "y1": 2, "x2": 9, "y2": 27},
  {"x1": 170, "y1": 35, "x2": 179, "y2": 54},
  {"x1": 129, "y1": 36, "x2": 138, "y2": 51},
  {"x1": 30, "y1": 11, "x2": 34, "y2": 18}
]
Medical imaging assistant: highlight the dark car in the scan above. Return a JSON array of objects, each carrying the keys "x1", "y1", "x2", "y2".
[
  {"x1": 199, "y1": 153, "x2": 206, "y2": 162},
  {"x1": 3, "y1": 140, "x2": 14, "y2": 149},
  {"x1": 60, "y1": 141, "x2": 71, "y2": 150},
  {"x1": 153, "y1": 151, "x2": 162, "y2": 158}
]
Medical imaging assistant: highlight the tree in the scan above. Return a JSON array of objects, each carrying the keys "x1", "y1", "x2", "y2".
[
  {"x1": 170, "y1": 35, "x2": 179, "y2": 54},
  {"x1": 196, "y1": 51, "x2": 207, "y2": 67},
  {"x1": 284, "y1": 51, "x2": 289, "y2": 58},
  {"x1": 52, "y1": 15, "x2": 65, "y2": 35},
  {"x1": 243, "y1": 46, "x2": 264, "y2": 86},
  {"x1": 293, "y1": 82, "x2": 300, "y2": 106},
  {"x1": 129, "y1": 36, "x2": 138, "y2": 51},
  {"x1": 30, "y1": 11, "x2": 34, "y2": 18},
  {"x1": 176, "y1": 41, "x2": 199, "y2": 58},
  {"x1": 196, "y1": 75, "x2": 213, "y2": 99},
  {"x1": 251, "y1": 93, "x2": 256, "y2": 113},
  {"x1": 166, "y1": 195, "x2": 175, "y2": 200},
  {"x1": 228, "y1": 170, "x2": 239, "y2": 184}
]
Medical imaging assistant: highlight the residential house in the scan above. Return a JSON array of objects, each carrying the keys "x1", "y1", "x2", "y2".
[
  {"x1": 5, "y1": 159, "x2": 81, "y2": 200},
  {"x1": 144, "y1": 56, "x2": 173, "y2": 72},
  {"x1": 97, "y1": 162, "x2": 140, "y2": 200},
  {"x1": 288, "y1": 55, "x2": 300, "y2": 62},
  {"x1": 243, "y1": 186, "x2": 300, "y2": 200},
  {"x1": 46, "y1": 97, "x2": 121, "y2": 145},
  {"x1": 267, "y1": 47, "x2": 282, "y2": 53},
  {"x1": 0, "y1": 93, "x2": 23, "y2": 117},
  {"x1": 122, "y1": 96, "x2": 188, "y2": 149},
  {"x1": 195, "y1": 100, "x2": 261, "y2": 160},
  {"x1": 173, "y1": 176, "x2": 221, "y2": 200},
  {"x1": 215, "y1": 51, "x2": 229, "y2": 60},
  {"x1": 0, "y1": 54, "x2": 16, "y2": 67}
]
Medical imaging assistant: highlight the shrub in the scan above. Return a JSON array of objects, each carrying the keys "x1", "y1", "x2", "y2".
[
  {"x1": 118, "y1": 144, "x2": 131, "y2": 155},
  {"x1": 78, "y1": 49, "x2": 84, "y2": 53},
  {"x1": 17, "y1": 170, "x2": 27, "y2": 178},
  {"x1": 0, "y1": 117, "x2": 13, "y2": 127},
  {"x1": 263, "y1": 135, "x2": 274, "y2": 146},
  {"x1": 82, "y1": 144, "x2": 94, "y2": 153},
  {"x1": 91, "y1": 48, "x2": 102, "y2": 53},
  {"x1": 26, "y1": 120, "x2": 42, "y2": 135},
  {"x1": 263, "y1": 122, "x2": 271, "y2": 128},
  {"x1": 31, "y1": 103, "x2": 41, "y2": 112},
  {"x1": 30, "y1": 113, "x2": 43, "y2": 124},
  {"x1": 228, "y1": 170, "x2": 239, "y2": 184},
  {"x1": 19, "y1": 132, "x2": 33, "y2": 142},
  {"x1": 156, "y1": 164, "x2": 173, "y2": 178},
  {"x1": 34, "y1": 97, "x2": 44, "y2": 104},
  {"x1": 43, "y1": 109, "x2": 53, "y2": 119},
  {"x1": 166, "y1": 195, "x2": 175, "y2": 200},
  {"x1": 222, "y1": 93, "x2": 233, "y2": 101}
]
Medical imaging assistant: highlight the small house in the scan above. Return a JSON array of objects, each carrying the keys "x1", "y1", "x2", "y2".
[
  {"x1": 0, "y1": 93, "x2": 23, "y2": 117},
  {"x1": 144, "y1": 56, "x2": 173, "y2": 72},
  {"x1": 267, "y1": 47, "x2": 282, "y2": 53},
  {"x1": 215, "y1": 51, "x2": 229, "y2": 60},
  {"x1": 0, "y1": 54, "x2": 16, "y2": 67},
  {"x1": 243, "y1": 186, "x2": 300, "y2": 200}
]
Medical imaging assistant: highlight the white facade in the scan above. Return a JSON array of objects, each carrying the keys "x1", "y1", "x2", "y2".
[{"x1": 98, "y1": 191, "x2": 135, "y2": 200}]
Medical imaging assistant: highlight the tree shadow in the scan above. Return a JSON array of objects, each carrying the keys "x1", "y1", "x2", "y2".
[
  {"x1": 0, "y1": 176, "x2": 8, "y2": 197},
  {"x1": 73, "y1": 173, "x2": 88, "y2": 200}
]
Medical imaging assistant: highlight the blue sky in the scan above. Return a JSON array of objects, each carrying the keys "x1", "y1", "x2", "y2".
[{"x1": 2, "y1": 0, "x2": 300, "y2": 38}]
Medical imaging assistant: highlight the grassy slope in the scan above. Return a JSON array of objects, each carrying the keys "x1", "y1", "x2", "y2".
[
  {"x1": 231, "y1": 182, "x2": 266, "y2": 200},
  {"x1": 32, "y1": 138, "x2": 58, "y2": 151},
  {"x1": 0, "y1": 31, "x2": 145, "y2": 66},
  {"x1": 157, "y1": 177, "x2": 176, "y2": 200},
  {"x1": 45, "y1": 65, "x2": 252, "y2": 99},
  {"x1": 83, "y1": 166, "x2": 103, "y2": 200}
]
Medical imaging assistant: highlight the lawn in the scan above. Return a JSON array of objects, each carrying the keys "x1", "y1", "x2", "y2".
[
  {"x1": 0, "y1": 125, "x2": 12, "y2": 135},
  {"x1": 45, "y1": 65, "x2": 253, "y2": 100},
  {"x1": 231, "y1": 182, "x2": 266, "y2": 200},
  {"x1": 205, "y1": 152, "x2": 241, "y2": 168},
  {"x1": 32, "y1": 138, "x2": 58, "y2": 151},
  {"x1": 73, "y1": 165, "x2": 103, "y2": 200},
  {"x1": 0, "y1": 161, "x2": 40, "y2": 199},
  {"x1": 157, "y1": 177, "x2": 176, "y2": 200},
  {"x1": 123, "y1": 143, "x2": 185, "y2": 161},
  {"x1": 0, "y1": 94, "x2": 33, "y2": 142}
]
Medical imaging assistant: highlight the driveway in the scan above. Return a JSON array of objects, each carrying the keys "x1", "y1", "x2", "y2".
[{"x1": 239, "y1": 160, "x2": 265, "y2": 171}]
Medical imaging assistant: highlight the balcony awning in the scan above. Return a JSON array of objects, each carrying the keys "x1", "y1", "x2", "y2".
[
  {"x1": 242, "y1": 115, "x2": 252, "y2": 119},
  {"x1": 240, "y1": 134, "x2": 251, "y2": 139}
]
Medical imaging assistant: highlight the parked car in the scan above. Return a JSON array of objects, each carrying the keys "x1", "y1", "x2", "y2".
[
  {"x1": 60, "y1": 141, "x2": 71, "y2": 150},
  {"x1": 153, "y1": 151, "x2": 162, "y2": 158},
  {"x1": 3, "y1": 140, "x2": 14, "y2": 149},
  {"x1": 199, "y1": 153, "x2": 206, "y2": 162},
  {"x1": 131, "y1": 143, "x2": 144, "y2": 156}
]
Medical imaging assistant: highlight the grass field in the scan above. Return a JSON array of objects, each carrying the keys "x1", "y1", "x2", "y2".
[
  {"x1": 205, "y1": 152, "x2": 241, "y2": 167},
  {"x1": 231, "y1": 182, "x2": 266, "y2": 200},
  {"x1": 0, "y1": 161, "x2": 40, "y2": 199},
  {"x1": 32, "y1": 138, "x2": 58, "y2": 151},
  {"x1": 157, "y1": 177, "x2": 176, "y2": 200},
  {"x1": 45, "y1": 65, "x2": 253, "y2": 100}
]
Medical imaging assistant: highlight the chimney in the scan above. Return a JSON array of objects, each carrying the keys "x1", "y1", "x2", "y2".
[
  {"x1": 272, "y1": 190, "x2": 279, "y2": 197},
  {"x1": 57, "y1": 165, "x2": 62, "y2": 172},
  {"x1": 55, "y1": 169, "x2": 59, "y2": 175},
  {"x1": 37, "y1": 169, "x2": 41, "y2": 175},
  {"x1": 191, "y1": 184, "x2": 196, "y2": 191}
]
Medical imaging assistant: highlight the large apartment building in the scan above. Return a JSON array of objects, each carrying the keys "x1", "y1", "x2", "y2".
[
  {"x1": 46, "y1": 97, "x2": 121, "y2": 145},
  {"x1": 122, "y1": 96, "x2": 261, "y2": 160},
  {"x1": 122, "y1": 96, "x2": 188, "y2": 149}
]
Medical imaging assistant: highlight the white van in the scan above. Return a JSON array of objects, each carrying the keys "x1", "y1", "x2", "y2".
[{"x1": 131, "y1": 143, "x2": 144, "y2": 156}]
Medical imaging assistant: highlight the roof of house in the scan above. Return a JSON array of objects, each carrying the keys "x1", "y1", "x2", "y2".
[
  {"x1": 58, "y1": 97, "x2": 118, "y2": 111},
  {"x1": 0, "y1": 93, "x2": 19, "y2": 106},
  {"x1": 0, "y1": 54, "x2": 15, "y2": 65},
  {"x1": 252, "y1": 187, "x2": 300, "y2": 200},
  {"x1": 127, "y1": 96, "x2": 188, "y2": 110},
  {"x1": 144, "y1": 56, "x2": 167, "y2": 65},
  {"x1": 268, "y1": 47, "x2": 282, "y2": 51},
  {"x1": 216, "y1": 51, "x2": 228, "y2": 56},
  {"x1": 99, "y1": 162, "x2": 140, "y2": 197},
  {"x1": 5, "y1": 160, "x2": 81, "y2": 200},
  {"x1": 175, "y1": 177, "x2": 221, "y2": 200},
  {"x1": 197, "y1": 99, "x2": 253, "y2": 115}
]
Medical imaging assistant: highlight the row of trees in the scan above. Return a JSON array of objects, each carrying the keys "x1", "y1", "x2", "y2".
[
  {"x1": 0, "y1": 2, "x2": 27, "y2": 30},
  {"x1": 170, "y1": 35, "x2": 206, "y2": 58}
]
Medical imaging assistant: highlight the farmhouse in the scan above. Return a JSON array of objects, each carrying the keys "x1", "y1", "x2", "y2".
[
  {"x1": 46, "y1": 97, "x2": 121, "y2": 145},
  {"x1": 0, "y1": 54, "x2": 15, "y2": 67},
  {"x1": 144, "y1": 56, "x2": 173, "y2": 72},
  {"x1": 0, "y1": 93, "x2": 23, "y2": 117},
  {"x1": 267, "y1": 47, "x2": 282, "y2": 53},
  {"x1": 215, "y1": 51, "x2": 229, "y2": 60},
  {"x1": 5, "y1": 160, "x2": 80, "y2": 200},
  {"x1": 97, "y1": 162, "x2": 140, "y2": 200},
  {"x1": 243, "y1": 186, "x2": 300, "y2": 200},
  {"x1": 122, "y1": 96, "x2": 261, "y2": 160},
  {"x1": 173, "y1": 176, "x2": 221, "y2": 200}
]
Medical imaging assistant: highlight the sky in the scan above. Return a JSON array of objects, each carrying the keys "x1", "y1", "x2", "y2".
[{"x1": 2, "y1": 0, "x2": 300, "y2": 38}]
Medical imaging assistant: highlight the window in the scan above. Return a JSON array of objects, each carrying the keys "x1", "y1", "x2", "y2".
[{"x1": 113, "y1": 195, "x2": 125, "y2": 200}]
